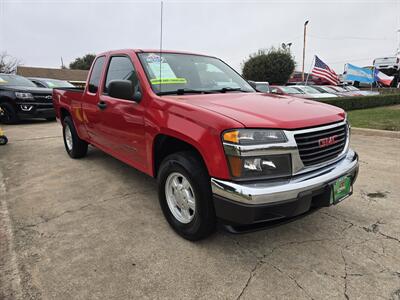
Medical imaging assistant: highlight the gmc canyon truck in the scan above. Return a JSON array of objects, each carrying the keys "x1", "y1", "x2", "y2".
[
  {"x1": 53, "y1": 49, "x2": 359, "y2": 240},
  {"x1": 0, "y1": 74, "x2": 55, "y2": 123}
]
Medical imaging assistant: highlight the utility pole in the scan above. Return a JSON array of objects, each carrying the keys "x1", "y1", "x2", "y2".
[{"x1": 302, "y1": 20, "x2": 309, "y2": 82}]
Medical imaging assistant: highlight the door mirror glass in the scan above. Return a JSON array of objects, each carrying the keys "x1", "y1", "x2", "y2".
[{"x1": 108, "y1": 80, "x2": 134, "y2": 100}]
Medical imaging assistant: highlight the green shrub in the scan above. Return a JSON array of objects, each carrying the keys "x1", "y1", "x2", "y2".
[
  {"x1": 242, "y1": 48, "x2": 295, "y2": 85},
  {"x1": 319, "y1": 94, "x2": 400, "y2": 111}
]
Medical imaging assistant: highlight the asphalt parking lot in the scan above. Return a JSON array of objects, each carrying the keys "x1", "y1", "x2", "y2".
[{"x1": 1, "y1": 121, "x2": 399, "y2": 300}]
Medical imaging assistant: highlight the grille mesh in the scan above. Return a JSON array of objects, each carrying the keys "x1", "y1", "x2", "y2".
[
  {"x1": 33, "y1": 94, "x2": 53, "y2": 102},
  {"x1": 295, "y1": 123, "x2": 347, "y2": 166}
]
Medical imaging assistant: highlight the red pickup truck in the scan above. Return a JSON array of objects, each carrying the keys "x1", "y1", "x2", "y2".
[{"x1": 53, "y1": 49, "x2": 359, "y2": 240}]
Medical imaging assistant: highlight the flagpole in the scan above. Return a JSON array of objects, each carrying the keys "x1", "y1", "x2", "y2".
[
  {"x1": 371, "y1": 65, "x2": 374, "y2": 91},
  {"x1": 305, "y1": 55, "x2": 315, "y2": 86}
]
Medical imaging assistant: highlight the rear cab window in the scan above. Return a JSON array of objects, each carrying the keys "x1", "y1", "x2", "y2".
[{"x1": 88, "y1": 56, "x2": 105, "y2": 94}]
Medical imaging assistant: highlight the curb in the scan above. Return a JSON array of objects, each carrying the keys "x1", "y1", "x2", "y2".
[{"x1": 352, "y1": 127, "x2": 400, "y2": 139}]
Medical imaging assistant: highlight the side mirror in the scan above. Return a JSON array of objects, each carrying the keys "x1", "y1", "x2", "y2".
[{"x1": 108, "y1": 80, "x2": 135, "y2": 101}]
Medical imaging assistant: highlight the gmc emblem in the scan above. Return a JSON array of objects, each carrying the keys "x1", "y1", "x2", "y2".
[{"x1": 319, "y1": 135, "x2": 338, "y2": 148}]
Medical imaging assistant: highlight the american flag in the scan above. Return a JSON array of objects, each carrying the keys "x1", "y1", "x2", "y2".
[{"x1": 311, "y1": 56, "x2": 339, "y2": 85}]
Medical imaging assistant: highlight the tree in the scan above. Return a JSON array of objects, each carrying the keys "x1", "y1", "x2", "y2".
[
  {"x1": 0, "y1": 52, "x2": 21, "y2": 74},
  {"x1": 69, "y1": 54, "x2": 96, "y2": 70},
  {"x1": 242, "y1": 47, "x2": 296, "y2": 85}
]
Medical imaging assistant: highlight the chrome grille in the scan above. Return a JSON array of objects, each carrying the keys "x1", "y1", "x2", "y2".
[
  {"x1": 295, "y1": 123, "x2": 347, "y2": 166},
  {"x1": 33, "y1": 94, "x2": 53, "y2": 102}
]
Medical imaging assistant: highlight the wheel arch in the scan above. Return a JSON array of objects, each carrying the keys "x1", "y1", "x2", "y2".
[
  {"x1": 152, "y1": 134, "x2": 209, "y2": 178},
  {"x1": 60, "y1": 107, "x2": 71, "y2": 122}
]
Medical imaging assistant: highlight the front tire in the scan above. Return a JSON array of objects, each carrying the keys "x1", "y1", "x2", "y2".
[
  {"x1": 157, "y1": 151, "x2": 216, "y2": 241},
  {"x1": 0, "y1": 102, "x2": 18, "y2": 124},
  {"x1": 62, "y1": 116, "x2": 88, "y2": 158}
]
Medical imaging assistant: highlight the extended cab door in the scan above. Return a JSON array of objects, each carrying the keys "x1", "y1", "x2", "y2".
[
  {"x1": 81, "y1": 56, "x2": 107, "y2": 146},
  {"x1": 96, "y1": 55, "x2": 147, "y2": 170}
]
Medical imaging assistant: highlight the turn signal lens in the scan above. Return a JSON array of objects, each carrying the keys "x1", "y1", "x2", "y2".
[
  {"x1": 223, "y1": 130, "x2": 239, "y2": 144},
  {"x1": 223, "y1": 129, "x2": 287, "y2": 145}
]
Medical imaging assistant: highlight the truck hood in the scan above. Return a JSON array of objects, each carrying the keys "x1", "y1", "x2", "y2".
[
  {"x1": 166, "y1": 93, "x2": 344, "y2": 129},
  {"x1": 0, "y1": 85, "x2": 52, "y2": 94}
]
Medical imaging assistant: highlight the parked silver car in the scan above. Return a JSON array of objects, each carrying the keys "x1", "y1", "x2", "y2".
[
  {"x1": 343, "y1": 85, "x2": 379, "y2": 96},
  {"x1": 292, "y1": 86, "x2": 337, "y2": 99}
]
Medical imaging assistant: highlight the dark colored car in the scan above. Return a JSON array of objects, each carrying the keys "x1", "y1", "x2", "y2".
[
  {"x1": 29, "y1": 77, "x2": 75, "y2": 89},
  {"x1": 0, "y1": 74, "x2": 54, "y2": 123}
]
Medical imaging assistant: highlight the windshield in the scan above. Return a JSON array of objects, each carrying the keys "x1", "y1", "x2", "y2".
[
  {"x1": 138, "y1": 52, "x2": 254, "y2": 95},
  {"x1": 345, "y1": 86, "x2": 359, "y2": 91},
  {"x1": 330, "y1": 86, "x2": 346, "y2": 92},
  {"x1": 294, "y1": 86, "x2": 321, "y2": 94},
  {"x1": 0, "y1": 74, "x2": 37, "y2": 87},
  {"x1": 280, "y1": 86, "x2": 303, "y2": 94},
  {"x1": 41, "y1": 79, "x2": 75, "y2": 88},
  {"x1": 318, "y1": 86, "x2": 337, "y2": 93}
]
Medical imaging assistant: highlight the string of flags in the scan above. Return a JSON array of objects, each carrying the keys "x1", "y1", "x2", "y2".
[{"x1": 309, "y1": 55, "x2": 394, "y2": 86}]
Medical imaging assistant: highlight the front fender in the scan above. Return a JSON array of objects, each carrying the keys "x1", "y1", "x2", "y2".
[{"x1": 146, "y1": 100, "x2": 239, "y2": 179}]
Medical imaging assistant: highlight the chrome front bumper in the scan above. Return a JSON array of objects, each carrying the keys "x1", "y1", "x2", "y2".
[{"x1": 211, "y1": 149, "x2": 359, "y2": 205}]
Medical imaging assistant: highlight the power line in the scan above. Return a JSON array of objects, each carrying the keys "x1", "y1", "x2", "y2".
[{"x1": 308, "y1": 34, "x2": 393, "y2": 41}]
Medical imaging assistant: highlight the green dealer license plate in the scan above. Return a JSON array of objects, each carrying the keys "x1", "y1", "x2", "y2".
[{"x1": 331, "y1": 176, "x2": 352, "y2": 204}]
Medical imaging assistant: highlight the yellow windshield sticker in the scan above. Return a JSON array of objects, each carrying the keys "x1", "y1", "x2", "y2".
[{"x1": 150, "y1": 78, "x2": 187, "y2": 85}]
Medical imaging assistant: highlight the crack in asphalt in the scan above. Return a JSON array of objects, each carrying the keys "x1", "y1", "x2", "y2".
[
  {"x1": 15, "y1": 193, "x2": 136, "y2": 231},
  {"x1": 18, "y1": 203, "x2": 93, "y2": 230},
  {"x1": 230, "y1": 209, "x2": 400, "y2": 300},
  {"x1": 231, "y1": 237, "x2": 330, "y2": 300},
  {"x1": 270, "y1": 263, "x2": 315, "y2": 300},
  {"x1": 341, "y1": 250, "x2": 350, "y2": 300},
  {"x1": 322, "y1": 211, "x2": 400, "y2": 245},
  {"x1": 235, "y1": 258, "x2": 264, "y2": 300}
]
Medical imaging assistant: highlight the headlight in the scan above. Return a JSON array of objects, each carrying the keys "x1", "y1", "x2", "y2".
[
  {"x1": 227, "y1": 154, "x2": 292, "y2": 179},
  {"x1": 223, "y1": 129, "x2": 287, "y2": 145},
  {"x1": 15, "y1": 92, "x2": 34, "y2": 100}
]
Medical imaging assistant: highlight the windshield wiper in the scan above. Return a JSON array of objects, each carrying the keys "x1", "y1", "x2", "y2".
[
  {"x1": 213, "y1": 87, "x2": 250, "y2": 93},
  {"x1": 158, "y1": 89, "x2": 212, "y2": 96}
]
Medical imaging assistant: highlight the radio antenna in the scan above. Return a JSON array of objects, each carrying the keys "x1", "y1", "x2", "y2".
[{"x1": 159, "y1": 1, "x2": 163, "y2": 93}]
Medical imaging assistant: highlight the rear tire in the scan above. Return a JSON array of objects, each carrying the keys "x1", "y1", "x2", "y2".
[
  {"x1": 0, "y1": 102, "x2": 18, "y2": 124},
  {"x1": 62, "y1": 116, "x2": 88, "y2": 158},
  {"x1": 157, "y1": 151, "x2": 216, "y2": 241}
]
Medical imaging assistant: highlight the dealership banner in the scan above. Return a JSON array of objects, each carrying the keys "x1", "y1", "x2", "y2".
[{"x1": 343, "y1": 64, "x2": 374, "y2": 83}]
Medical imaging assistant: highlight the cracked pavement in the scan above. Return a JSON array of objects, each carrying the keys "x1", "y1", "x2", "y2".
[{"x1": 0, "y1": 121, "x2": 399, "y2": 299}]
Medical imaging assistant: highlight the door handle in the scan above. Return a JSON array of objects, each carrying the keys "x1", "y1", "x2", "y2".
[{"x1": 97, "y1": 101, "x2": 107, "y2": 110}]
